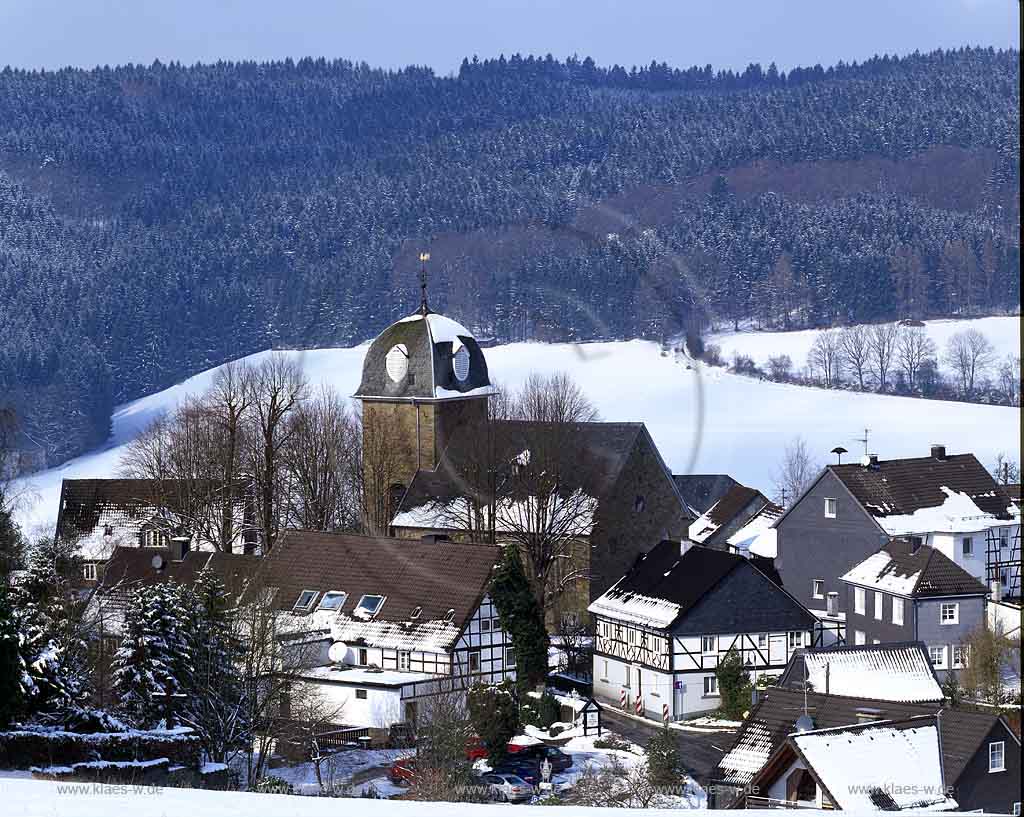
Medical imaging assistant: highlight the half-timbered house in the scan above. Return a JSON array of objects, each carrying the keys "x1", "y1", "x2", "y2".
[{"x1": 588, "y1": 541, "x2": 820, "y2": 719}]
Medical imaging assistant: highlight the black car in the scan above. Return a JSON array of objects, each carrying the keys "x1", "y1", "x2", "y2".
[
  {"x1": 509, "y1": 745, "x2": 573, "y2": 773},
  {"x1": 491, "y1": 758, "x2": 543, "y2": 786}
]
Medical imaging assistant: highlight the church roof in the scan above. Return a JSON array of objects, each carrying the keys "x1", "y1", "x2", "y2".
[{"x1": 354, "y1": 311, "x2": 493, "y2": 401}]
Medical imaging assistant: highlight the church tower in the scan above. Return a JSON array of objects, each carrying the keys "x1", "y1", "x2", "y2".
[{"x1": 354, "y1": 262, "x2": 493, "y2": 532}]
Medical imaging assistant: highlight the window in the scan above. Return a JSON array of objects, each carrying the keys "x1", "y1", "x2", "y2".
[
  {"x1": 353, "y1": 594, "x2": 385, "y2": 619},
  {"x1": 788, "y1": 631, "x2": 803, "y2": 649},
  {"x1": 854, "y1": 630, "x2": 866, "y2": 645},
  {"x1": 633, "y1": 495, "x2": 646, "y2": 513},
  {"x1": 357, "y1": 647, "x2": 368, "y2": 666},
  {"x1": 929, "y1": 646, "x2": 947, "y2": 668},
  {"x1": 812, "y1": 579, "x2": 824, "y2": 599},
  {"x1": 444, "y1": 608, "x2": 456, "y2": 622},
  {"x1": 702, "y1": 636, "x2": 716, "y2": 653},
  {"x1": 480, "y1": 618, "x2": 491, "y2": 632},
  {"x1": 318, "y1": 591, "x2": 347, "y2": 611},
  {"x1": 468, "y1": 651, "x2": 481, "y2": 673},
  {"x1": 491, "y1": 618, "x2": 501, "y2": 631},
  {"x1": 410, "y1": 606, "x2": 422, "y2": 620},
  {"x1": 940, "y1": 603, "x2": 959, "y2": 625},
  {"x1": 601, "y1": 659, "x2": 608, "y2": 680},
  {"x1": 143, "y1": 529, "x2": 167, "y2": 548},
  {"x1": 855, "y1": 587, "x2": 866, "y2": 615},
  {"x1": 355, "y1": 689, "x2": 368, "y2": 700},
  {"x1": 989, "y1": 741, "x2": 1005, "y2": 773},
  {"x1": 962, "y1": 536, "x2": 973, "y2": 555},
  {"x1": 893, "y1": 597, "x2": 904, "y2": 626},
  {"x1": 703, "y1": 676, "x2": 718, "y2": 696},
  {"x1": 398, "y1": 651, "x2": 411, "y2": 671},
  {"x1": 103, "y1": 524, "x2": 114, "y2": 537},
  {"x1": 874, "y1": 592, "x2": 883, "y2": 620},
  {"x1": 1000, "y1": 530, "x2": 1009, "y2": 549},
  {"x1": 1011, "y1": 802, "x2": 1020, "y2": 816},
  {"x1": 872, "y1": 638, "x2": 881, "y2": 645},
  {"x1": 824, "y1": 497, "x2": 837, "y2": 518},
  {"x1": 952, "y1": 645, "x2": 968, "y2": 669},
  {"x1": 509, "y1": 648, "x2": 519, "y2": 667},
  {"x1": 82, "y1": 563, "x2": 97, "y2": 581},
  {"x1": 757, "y1": 634, "x2": 768, "y2": 648},
  {"x1": 1001, "y1": 569, "x2": 1009, "y2": 586},
  {"x1": 292, "y1": 590, "x2": 319, "y2": 612}
]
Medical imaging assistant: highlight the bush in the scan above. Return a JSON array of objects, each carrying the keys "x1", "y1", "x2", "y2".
[
  {"x1": 520, "y1": 691, "x2": 562, "y2": 730},
  {"x1": 715, "y1": 649, "x2": 753, "y2": 720},
  {"x1": 701, "y1": 344, "x2": 724, "y2": 367},
  {"x1": 0, "y1": 726, "x2": 200, "y2": 770},
  {"x1": 592, "y1": 733, "x2": 631, "y2": 751},
  {"x1": 645, "y1": 723, "x2": 681, "y2": 787}
]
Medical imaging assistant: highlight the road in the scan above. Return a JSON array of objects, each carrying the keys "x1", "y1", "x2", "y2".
[{"x1": 601, "y1": 709, "x2": 738, "y2": 785}]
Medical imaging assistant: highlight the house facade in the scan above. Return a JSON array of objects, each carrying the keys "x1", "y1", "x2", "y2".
[
  {"x1": 589, "y1": 542, "x2": 821, "y2": 719},
  {"x1": 250, "y1": 531, "x2": 515, "y2": 729},
  {"x1": 773, "y1": 447, "x2": 1020, "y2": 617},
  {"x1": 840, "y1": 539, "x2": 988, "y2": 679}
]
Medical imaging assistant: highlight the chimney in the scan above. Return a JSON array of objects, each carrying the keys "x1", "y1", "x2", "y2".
[
  {"x1": 168, "y1": 535, "x2": 190, "y2": 562},
  {"x1": 990, "y1": 579, "x2": 1002, "y2": 603},
  {"x1": 826, "y1": 592, "x2": 839, "y2": 617},
  {"x1": 931, "y1": 444, "x2": 947, "y2": 461}
]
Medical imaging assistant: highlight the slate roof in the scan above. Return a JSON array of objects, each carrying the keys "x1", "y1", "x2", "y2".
[
  {"x1": 777, "y1": 642, "x2": 944, "y2": 703},
  {"x1": 56, "y1": 479, "x2": 170, "y2": 542},
  {"x1": 672, "y1": 473, "x2": 739, "y2": 515},
  {"x1": 248, "y1": 530, "x2": 501, "y2": 635},
  {"x1": 354, "y1": 310, "x2": 492, "y2": 401},
  {"x1": 840, "y1": 539, "x2": 989, "y2": 598},
  {"x1": 712, "y1": 686, "x2": 1012, "y2": 789},
  {"x1": 589, "y1": 541, "x2": 814, "y2": 633},
  {"x1": 828, "y1": 452, "x2": 1013, "y2": 520},
  {"x1": 688, "y1": 484, "x2": 781, "y2": 547}
]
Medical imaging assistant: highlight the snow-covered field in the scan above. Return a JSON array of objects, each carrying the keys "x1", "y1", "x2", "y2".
[
  {"x1": 707, "y1": 315, "x2": 1020, "y2": 375},
  {"x1": 12, "y1": 320, "x2": 1021, "y2": 538}
]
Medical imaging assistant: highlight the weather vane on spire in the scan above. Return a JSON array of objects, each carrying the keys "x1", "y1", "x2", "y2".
[{"x1": 418, "y1": 251, "x2": 431, "y2": 315}]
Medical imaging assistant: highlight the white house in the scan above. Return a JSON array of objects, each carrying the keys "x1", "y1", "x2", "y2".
[
  {"x1": 589, "y1": 541, "x2": 826, "y2": 719},
  {"x1": 251, "y1": 531, "x2": 514, "y2": 729}
]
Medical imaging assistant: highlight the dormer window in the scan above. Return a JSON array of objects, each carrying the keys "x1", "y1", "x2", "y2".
[
  {"x1": 444, "y1": 608, "x2": 456, "y2": 622},
  {"x1": 143, "y1": 528, "x2": 167, "y2": 548},
  {"x1": 293, "y1": 590, "x2": 319, "y2": 612},
  {"x1": 353, "y1": 595, "x2": 385, "y2": 619},
  {"x1": 410, "y1": 606, "x2": 422, "y2": 620},
  {"x1": 318, "y1": 591, "x2": 347, "y2": 611},
  {"x1": 103, "y1": 525, "x2": 114, "y2": 537}
]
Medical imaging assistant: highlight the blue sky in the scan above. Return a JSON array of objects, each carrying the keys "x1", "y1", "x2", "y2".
[{"x1": 1, "y1": 0, "x2": 1018, "y2": 74}]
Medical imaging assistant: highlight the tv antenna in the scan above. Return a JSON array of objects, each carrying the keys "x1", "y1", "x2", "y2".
[
  {"x1": 418, "y1": 252, "x2": 431, "y2": 315},
  {"x1": 855, "y1": 428, "x2": 870, "y2": 456}
]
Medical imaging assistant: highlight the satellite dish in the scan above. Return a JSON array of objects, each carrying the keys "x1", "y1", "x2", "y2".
[
  {"x1": 151, "y1": 554, "x2": 165, "y2": 570},
  {"x1": 328, "y1": 642, "x2": 349, "y2": 664}
]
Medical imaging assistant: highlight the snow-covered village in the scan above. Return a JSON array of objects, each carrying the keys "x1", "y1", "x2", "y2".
[{"x1": 0, "y1": 3, "x2": 1021, "y2": 816}]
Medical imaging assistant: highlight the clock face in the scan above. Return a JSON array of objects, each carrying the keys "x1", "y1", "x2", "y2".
[
  {"x1": 453, "y1": 345, "x2": 470, "y2": 381},
  {"x1": 385, "y1": 344, "x2": 409, "y2": 382}
]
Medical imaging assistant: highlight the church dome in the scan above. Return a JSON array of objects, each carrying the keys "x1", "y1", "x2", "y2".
[{"x1": 354, "y1": 310, "x2": 493, "y2": 401}]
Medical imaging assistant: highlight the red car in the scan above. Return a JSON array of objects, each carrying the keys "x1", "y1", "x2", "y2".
[
  {"x1": 388, "y1": 756, "x2": 417, "y2": 785},
  {"x1": 465, "y1": 735, "x2": 488, "y2": 760}
]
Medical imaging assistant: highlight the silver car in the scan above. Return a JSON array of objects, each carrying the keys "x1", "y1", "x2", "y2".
[{"x1": 483, "y1": 772, "x2": 534, "y2": 803}]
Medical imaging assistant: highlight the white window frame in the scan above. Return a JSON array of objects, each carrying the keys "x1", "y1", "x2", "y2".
[
  {"x1": 788, "y1": 631, "x2": 804, "y2": 649},
  {"x1": 824, "y1": 497, "x2": 837, "y2": 518},
  {"x1": 480, "y1": 618, "x2": 491, "y2": 632},
  {"x1": 318, "y1": 590, "x2": 347, "y2": 611},
  {"x1": 468, "y1": 651, "x2": 481, "y2": 674},
  {"x1": 855, "y1": 587, "x2": 866, "y2": 616},
  {"x1": 353, "y1": 594, "x2": 386, "y2": 619},
  {"x1": 874, "y1": 591, "x2": 883, "y2": 620},
  {"x1": 357, "y1": 647, "x2": 368, "y2": 666},
  {"x1": 812, "y1": 579, "x2": 824, "y2": 599},
  {"x1": 757, "y1": 633, "x2": 768, "y2": 648},
  {"x1": 893, "y1": 597, "x2": 904, "y2": 626},
  {"x1": 929, "y1": 645, "x2": 947, "y2": 669},
  {"x1": 1011, "y1": 801, "x2": 1020, "y2": 816},
  {"x1": 82, "y1": 562, "x2": 97, "y2": 581},
  {"x1": 940, "y1": 603, "x2": 959, "y2": 625},
  {"x1": 398, "y1": 651, "x2": 411, "y2": 671},
  {"x1": 962, "y1": 536, "x2": 973, "y2": 556},
  {"x1": 952, "y1": 645, "x2": 969, "y2": 669},
  {"x1": 292, "y1": 589, "x2": 319, "y2": 612},
  {"x1": 988, "y1": 741, "x2": 1005, "y2": 773},
  {"x1": 491, "y1": 617, "x2": 502, "y2": 631},
  {"x1": 703, "y1": 675, "x2": 718, "y2": 697},
  {"x1": 702, "y1": 636, "x2": 716, "y2": 654},
  {"x1": 854, "y1": 630, "x2": 866, "y2": 646}
]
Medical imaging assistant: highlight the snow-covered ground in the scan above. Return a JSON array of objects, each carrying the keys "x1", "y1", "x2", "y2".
[
  {"x1": 13, "y1": 322, "x2": 1021, "y2": 537},
  {"x1": 707, "y1": 315, "x2": 1020, "y2": 376}
]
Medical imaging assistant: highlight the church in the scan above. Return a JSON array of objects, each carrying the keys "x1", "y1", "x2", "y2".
[{"x1": 354, "y1": 286, "x2": 693, "y2": 627}]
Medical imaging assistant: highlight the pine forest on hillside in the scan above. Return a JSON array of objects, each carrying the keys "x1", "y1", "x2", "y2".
[{"x1": 0, "y1": 48, "x2": 1019, "y2": 463}]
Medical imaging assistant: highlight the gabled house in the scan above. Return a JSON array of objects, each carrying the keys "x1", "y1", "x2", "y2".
[
  {"x1": 247, "y1": 531, "x2": 514, "y2": 728},
  {"x1": 772, "y1": 446, "x2": 1020, "y2": 617},
  {"x1": 672, "y1": 473, "x2": 740, "y2": 517},
  {"x1": 747, "y1": 716, "x2": 958, "y2": 811},
  {"x1": 777, "y1": 641, "x2": 944, "y2": 704},
  {"x1": 55, "y1": 478, "x2": 258, "y2": 588},
  {"x1": 687, "y1": 484, "x2": 781, "y2": 552},
  {"x1": 709, "y1": 686, "x2": 1021, "y2": 813},
  {"x1": 840, "y1": 539, "x2": 988, "y2": 678},
  {"x1": 588, "y1": 541, "x2": 821, "y2": 719}
]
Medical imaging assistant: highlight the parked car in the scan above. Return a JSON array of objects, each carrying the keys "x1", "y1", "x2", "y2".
[
  {"x1": 507, "y1": 744, "x2": 573, "y2": 773},
  {"x1": 465, "y1": 735, "x2": 488, "y2": 760},
  {"x1": 491, "y1": 757, "x2": 543, "y2": 787},
  {"x1": 482, "y1": 772, "x2": 534, "y2": 803},
  {"x1": 388, "y1": 756, "x2": 417, "y2": 785}
]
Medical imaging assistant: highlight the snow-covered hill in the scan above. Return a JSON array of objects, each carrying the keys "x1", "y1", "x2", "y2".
[
  {"x1": 12, "y1": 331, "x2": 1021, "y2": 539},
  {"x1": 708, "y1": 315, "x2": 1020, "y2": 375}
]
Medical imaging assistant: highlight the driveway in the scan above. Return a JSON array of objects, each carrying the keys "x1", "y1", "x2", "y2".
[{"x1": 601, "y1": 709, "x2": 739, "y2": 785}]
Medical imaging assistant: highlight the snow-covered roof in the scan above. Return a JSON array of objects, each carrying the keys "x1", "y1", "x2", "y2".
[
  {"x1": 588, "y1": 591, "x2": 681, "y2": 629},
  {"x1": 331, "y1": 615, "x2": 463, "y2": 655},
  {"x1": 840, "y1": 540, "x2": 988, "y2": 599},
  {"x1": 792, "y1": 719, "x2": 957, "y2": 812},
  {"x1": 798, "y1": 644, "x2": 944, "y2": 703},
  {"x1": 717, "y1": 721, "x2": 775, "y2": 786},
  {"x1": 393, "y1": 489, "x2": 597, "y2": 536},
  {"x1": 727, "y1": 506, "x2": 782, "y2": 554},
  {"x1": 746, "y1": 528, "x2": 777, "y2": 559},
  {"x1": 874, "y1": 486, "x2": 1009, "y2": 535},
  {"x1": 296, "y1": 665, "x2": 437, "y2": 688},
  {"x1": 841, "y1": 550, "x2": 921, "y2": 595}
]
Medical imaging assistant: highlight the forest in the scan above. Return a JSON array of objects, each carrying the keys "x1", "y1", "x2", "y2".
[{"x1": 0, "y1": 48, "x2": 1019, "y2": 464}]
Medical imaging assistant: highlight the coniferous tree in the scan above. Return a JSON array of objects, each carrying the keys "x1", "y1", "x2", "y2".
[
  {"x1": 646, "y1": 723, "x2": 683, "y2": 787},
  {"x1": 490, "y1": 544, "x2": 550, "y2": 688},
  {"x1": 0, "y1": 587, "x2": 23, "y2": 728}
]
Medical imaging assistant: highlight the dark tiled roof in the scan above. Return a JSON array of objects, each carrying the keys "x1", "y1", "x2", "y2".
[
  {"x1": 829, "y1": 453, "x2": 1013, "y2": 520},
  {"x1": 249, "y1": 531, "x2": 500, "y2": 631},
  {"x1": 354, "y1": 311, "x2": 491, "y2": 400},
  {"x1": 1003, "y1": 484, "x2": 1021, "y2": 502},
  {"x1": 672, "y1": 473, "x2": 740, "y2": 515},
  {"x1": 712, "y1": 686, "x2": 1007, "y2": 788},
  {"x1": 56, "y1": 479, "x2": 170, "y2": 542},
  {"x1": 844, "y1": 540, "x2": 989, "y2": 598},
  {"x1": 98, "y1": 546, "x2": 261, "y2": 594}
]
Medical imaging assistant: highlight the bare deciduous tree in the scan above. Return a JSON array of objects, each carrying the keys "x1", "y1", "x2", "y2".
[
  {"x1": 867, "y1": 322, "x2": 899, "y2": 391},
  {"x1": 774, "y1": 436, "x2": 821, "y2": 507},
  {"x1": 807, "y1": 330, "x2": 843, "y2": 387},
  {"x1": 896, "y1": 326, "x2": 937, "y2": 392},
  {"x1": 997, "y1": 355, "x2": 1021, "y2": 407},
  {"x1": 839, "y1": 325, "x2": 872, "y2": 389},
  {"x1": 514, "y1": 372, "x2": 600, "y2": 424},
  {"x1": 944, "y1": 329, "x2": 996, "y2": 396}
]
